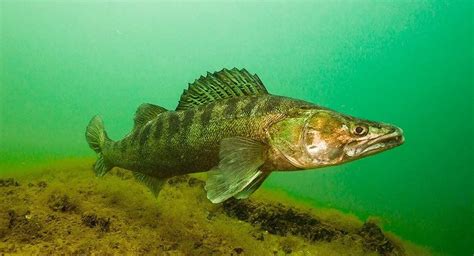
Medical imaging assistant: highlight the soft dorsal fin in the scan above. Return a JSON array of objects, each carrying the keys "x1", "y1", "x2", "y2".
[
  {"x1": 176, "y1": 68, "x2": 268, "y2": 111},
  {"x1": 134, "y1": 103, "x2": 167, "y2": 129}
]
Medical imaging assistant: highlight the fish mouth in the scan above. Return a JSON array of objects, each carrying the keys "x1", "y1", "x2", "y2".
[{"x1": 347, "y1": 128, "x2": 405, "y2": 158}]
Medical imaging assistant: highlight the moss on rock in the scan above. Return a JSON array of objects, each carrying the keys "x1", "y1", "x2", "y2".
[{"x1": 0, "y1": 159, "x2": 431, "y2": 255}]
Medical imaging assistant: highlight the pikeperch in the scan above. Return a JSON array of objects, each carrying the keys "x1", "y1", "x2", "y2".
[{"x1": 85, "y1": 68, "x2": 404, "y2": 203}]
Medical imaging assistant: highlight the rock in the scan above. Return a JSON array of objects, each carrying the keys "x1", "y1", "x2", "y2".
[
  {"x1": 233, "y1": 247, "x2": 244, "y2": 254},
  {"x1": 4, "y1": 209, "x2": 43, "y2": 243},
  {"x1": 250, "y1": 230, "x2": 265, "y2": 241},
  {"x1": 159, "y1": 242, "x2": 179, "y2": 251},
  {"x1": 81, "y1": 213, "x2": 111, "y2": 232},
  {"x1": 280, "y1": 239, "x2": 296, "y2": 255},
  {"x1": 37, "y1": 181, "x2": 47, "y2": 189},
  {"x1": 47, "y1": 194, "x2": 77, "y2": 212},
  {"x1": 0, "y1": 178, "x2": 20, "y2": 187},
  {"x1": 167, "y1": 175, "x2": 189, "y2": 186},
  {"x1": 281, "y1": 244, "x2": 292, "y2": 254},
  {"x1": 0, "y1": 211, "x2": 12, "y2": 239},
  {"x1": 0, "y1": 161, "x2": 426, "y2": 255},
  {"x1": 193, "y1": 240, "x2": 203, "y2": 249},
  {"x1": 7, "y1": 210, "x2": 17, "y2": 229},
  {"x1": 206, "y1": 211, "x2": 216, "y2": 221},
  {"x1": 113, "y1": 169, "x2": 133, "y2": 180},
  {"x1": 187, "y1": 177, "x2": 205, "y2": 188},
  {"x1": 358, "y1": 221, "x2": 402, "y2": 256},
  {"x1": 223, "y1": 198, "x2": 343, "y2": 242}
]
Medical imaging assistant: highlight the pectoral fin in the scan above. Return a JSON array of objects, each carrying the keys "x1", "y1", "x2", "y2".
[
  {"x1": 205, "y1": 137, "x2": 268, "y2": 203},
  {"x1": 234, "y1": 172, "x2": 270, "y2": 200}
]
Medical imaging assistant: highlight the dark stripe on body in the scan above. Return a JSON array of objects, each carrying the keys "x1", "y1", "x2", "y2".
[
  {"x1": 200, "y1": 103, "x2": 215, "y2": 126},
  {"x1": 262, "y1": 96, "x2": 282, "y2": 113},
  {"x1": 223, "y1": 97, "x2": 240, "y2": 118},
  {"x1": 179, "y1": 110, "x2": 195, "y2": 146},
  {"x1": 181, "y1": 109, "x2": 195, "y2": 131},
  {"x1": 163, "y1": 113, "x2": 180, "y2": 149},
  {"x1": 168, "y1": 113, "x2": 180, "y2": 137},
  {"x1": 171, "y1": 110, "x2": 192, "y2": 148},
  {"x1": 242, "y1": 97, "x2": 258, "y2": 115}
]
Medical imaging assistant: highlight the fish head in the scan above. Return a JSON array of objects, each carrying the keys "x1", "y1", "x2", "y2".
[{"x1": 268, "y1": 109, "x2": 404, "y2": 169}]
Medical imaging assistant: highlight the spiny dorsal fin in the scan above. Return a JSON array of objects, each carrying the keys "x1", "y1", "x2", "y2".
[
  {"x1": 134, "y1": 103, "x2": 167, "y2": 129},
  {"x1": 176, "y1": 68, "x2": 268, "y2": 111}
]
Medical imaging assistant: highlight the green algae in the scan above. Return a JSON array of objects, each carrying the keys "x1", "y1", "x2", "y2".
[{"x1": 0, "y1": 159, "x2": 431, "y2": 255}]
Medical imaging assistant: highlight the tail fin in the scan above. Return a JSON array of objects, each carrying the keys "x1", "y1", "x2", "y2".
[{"x1": 85, "y1": 115, "x2": 113, "y2": 177}]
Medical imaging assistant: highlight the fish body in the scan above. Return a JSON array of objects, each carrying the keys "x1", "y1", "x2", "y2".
[
  {"x1": 105, "y1": 95, "x2": 313, "y2": 178},
  {"x1": 86, "y1": 68, "x2": 404, "y2": 203}
]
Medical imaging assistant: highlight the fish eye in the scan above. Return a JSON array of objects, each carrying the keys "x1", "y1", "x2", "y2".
[{"x1": 353, "y1": 125, "x2": 368, "y2": 136}]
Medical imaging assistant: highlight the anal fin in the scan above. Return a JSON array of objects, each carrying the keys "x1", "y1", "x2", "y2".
[{"x1": 133, "y1": 172, "x2": 166, "y2": 197}]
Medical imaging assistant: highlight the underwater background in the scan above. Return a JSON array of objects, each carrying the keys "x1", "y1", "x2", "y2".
[{"x1": 0, "y1": 1, "x2": 472, "y2": 255}]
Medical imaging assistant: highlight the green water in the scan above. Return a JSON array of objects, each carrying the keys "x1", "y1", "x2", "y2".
[{"x1": 1, "y1": 1, "x2": 472, "y2": 255}]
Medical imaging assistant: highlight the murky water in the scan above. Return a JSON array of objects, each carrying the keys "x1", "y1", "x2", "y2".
[{"x1": 1, "y1": 1, "x2": 472, "y2": 255}]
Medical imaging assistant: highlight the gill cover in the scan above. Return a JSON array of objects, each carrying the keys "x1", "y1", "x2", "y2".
[{"x1": 268, "y1": 110, "x2": 314, "y2": 169}]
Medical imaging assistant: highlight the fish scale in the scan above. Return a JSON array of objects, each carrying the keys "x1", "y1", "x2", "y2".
[{"x1": 108, "y1": 96, "x2": 291, "y2": 177}]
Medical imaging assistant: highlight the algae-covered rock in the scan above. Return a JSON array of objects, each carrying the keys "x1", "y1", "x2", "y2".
[
  {"x1": 0, "y1": 178, "x2": 20, "y2": 187},
  {"x1": 37, "y1": 181, "x2": 48, "y2": 189},
  {"x1": 81, "y1": 212, "x2": 111, "y2": 232},
  {"x1": 0, "y1": 211, "x2": 12, "y2": 239},
  {"x1": 223, "y1": 198, "x2": 345, "y2": 242},
  {"x1": 2, "y1": 209, "x2": 44, "y2": 243},
  {"x1": 0, "y1": 160, "x2": 431, "y2": 255},
  {"x1": 221, "y1": 198, "x2": 406, "y2": 255},
  {"x1": 48, "y1": 194, "x2": 77, "y2": 212},
  {"x1": 358, "y1": 221, "x2": 403, "y2": 256}
]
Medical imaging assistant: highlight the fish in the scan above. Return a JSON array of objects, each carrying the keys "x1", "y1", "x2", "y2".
[{"x1": 85, "y1": 68, "x2": 404, "y2": 203}]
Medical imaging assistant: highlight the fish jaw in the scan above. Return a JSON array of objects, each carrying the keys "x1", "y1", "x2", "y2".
[{"x1": 343, "y1": 126, "x2": 404, "y2": 160}]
